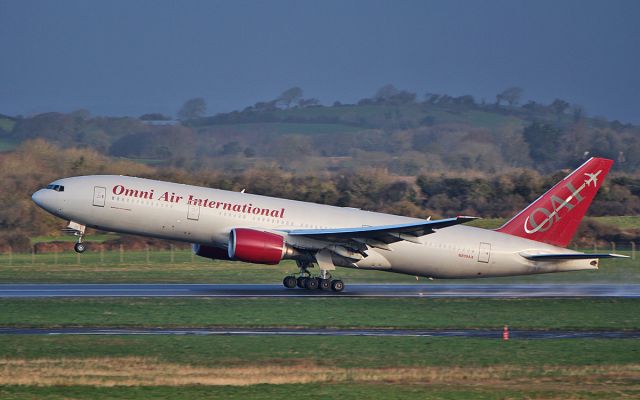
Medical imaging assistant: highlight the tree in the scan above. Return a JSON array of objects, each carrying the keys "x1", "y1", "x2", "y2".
[
  {"x1": 373, "y1": 84, "x2": 416, "y2": 105},
  {"x1": 298, "y1": 98, "x2": 320, "y2": 108},
  {"x1": 140, "y1": 113, "x2": 171, "y2": 121},
  {"x1": 496, "y1": 87, "x2": 523, "y2": 106},
  {"x1": 522, "y1": 122, "x2": 561, "y2": 163},
  {"x1": 375, "y1": 84, "x2": 401, "y2": 101},
  {"x1": 549, "y1": 98, "x2": 570, "y2": 115},
  {"x1": 70, "y1": 109, "x2": 91, "y2": 121},
  {"x1": 278, "y1": 87, "x2": 303, "y2": 108},
  {"x1": 177, "y1": 98, "x2": 207, "y2": 120}
]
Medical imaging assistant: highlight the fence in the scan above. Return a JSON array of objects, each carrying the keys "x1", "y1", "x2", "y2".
[
  {"x1": 0, "y1": 242, "x2": 637, "y2": 266},
  {"x1": 0, "y1": 244, "x2": 210, "y2": 267},
  {"x1": 587, "y1": 242, "x2": 636, "y2": 259}
]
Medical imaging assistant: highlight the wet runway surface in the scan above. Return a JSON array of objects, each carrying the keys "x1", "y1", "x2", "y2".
[
  {"x1": 0, "y1": 283, "x2": 639, "y2": 298},
  {"x1": 1, "y1": 326, "x2": 638, "y2": 339}
]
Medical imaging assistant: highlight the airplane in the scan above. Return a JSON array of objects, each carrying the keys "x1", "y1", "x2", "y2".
[{"x1": 31, "y1": 157, "x2": 627, "y2": 292}]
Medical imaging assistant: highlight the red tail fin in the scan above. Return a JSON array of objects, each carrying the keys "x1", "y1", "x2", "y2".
[{"x1": 496, "y1": 158, "x2": 613, "y2": 247}]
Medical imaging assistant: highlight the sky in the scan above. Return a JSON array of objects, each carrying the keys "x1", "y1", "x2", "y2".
[{"x1": 1, "y1": 0, "x2": 639, "y2": 122}]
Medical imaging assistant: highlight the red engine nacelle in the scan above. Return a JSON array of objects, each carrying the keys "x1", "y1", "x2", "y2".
[
  {"x1": 228, "y1": 228, "x2": 286, "y2": 265},
  {"x1": 192, "y1": 244, "x2": 232, "y2": 260}
]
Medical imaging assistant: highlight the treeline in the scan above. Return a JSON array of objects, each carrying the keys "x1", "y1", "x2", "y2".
[
  {"x1": 1, "y1": 141, "x2": 638, "y2": 251},
  {"x1": 2, "y1": 85, "x2": 640, "y2": 174}
]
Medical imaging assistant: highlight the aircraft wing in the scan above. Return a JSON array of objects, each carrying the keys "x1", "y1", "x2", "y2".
[
  {"x1": 521, "y1": 253, "x2": 629, "y2": 261},
  {"x1": 286, "y1": 216, "x2": 478, "y2": 248}
]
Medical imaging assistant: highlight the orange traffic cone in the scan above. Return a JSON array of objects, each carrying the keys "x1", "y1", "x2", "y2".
[{"x1": 502, "y1": 325, "x2": 510, "y2": 341}]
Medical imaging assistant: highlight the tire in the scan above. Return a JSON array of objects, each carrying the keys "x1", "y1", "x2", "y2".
[
  {"x1": 331, "y1": 280, "x2": 344, "y2": 292},
  {"x1": 319, "y1": 279, "x2": 331, "y2": 290},
  {"x1": 283, "y1": 276, "x2": 297, "y2": 289},
  {"x1": 74, "y1": 242, "x2": 86, "y2": 253},
  {"x1": 306, "y1": 277, "x2": 319, "y2": 290},
  {"x1": 296, "y1": 277, "x2": 306, "y2": 288}
]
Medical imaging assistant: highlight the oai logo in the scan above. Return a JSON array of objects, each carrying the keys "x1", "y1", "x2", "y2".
[{"x1": 523, "y1": 171, "x2": 601, "y2": 234}]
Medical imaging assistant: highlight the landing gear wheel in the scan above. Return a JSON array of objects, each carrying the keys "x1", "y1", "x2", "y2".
[
  {"x1": 331, "y1": 279, "x2": 344, "y2": 292},
  {"x1": 319, "y1": 278, "x2": 331, "y2": 290},
  {"x1": 306, "y1": 277, "x2": 319, "y2": 290},
  {"x1": 283, "y1": 276, "x2": 297, "y2": 289},
  {"x1": 74, "y1": 242, "x2": 86, "y2": 253},
  {"x1": 296, "y1": 277, "x2": 306, "y2": 288}
]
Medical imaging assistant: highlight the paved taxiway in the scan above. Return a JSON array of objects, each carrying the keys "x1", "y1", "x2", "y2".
[
  {"x1": 1, "y1": 327, "x2": 639, "y2": 339},
  {"x1": 0, "y1": 283, "x2": 639, "y2": 298}
]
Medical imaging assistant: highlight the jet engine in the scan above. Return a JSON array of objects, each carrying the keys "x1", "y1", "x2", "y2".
[
  {"x1": 192, "y1": 244, "x2": 232, "y2": 260},
  {"x1": 228, "y1": 228, "x2": 295, "y2": 265}
]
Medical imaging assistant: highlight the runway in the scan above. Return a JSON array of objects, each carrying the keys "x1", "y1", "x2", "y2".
[
  {"x1": 1, "y1": 283, "x2": 639, "y2": 298},
  {"x1": 1, "y1": 326, "x2": 639, "y2": 339}
]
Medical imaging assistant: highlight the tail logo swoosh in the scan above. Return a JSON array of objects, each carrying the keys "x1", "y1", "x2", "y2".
[{"x1": 523, "y1": 170, "x2": 601, "y2": 234}]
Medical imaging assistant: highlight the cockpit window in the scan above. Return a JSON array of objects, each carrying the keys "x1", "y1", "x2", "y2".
[{"x1": 46, "y1": 184, "x2": 64, "y2": 192}]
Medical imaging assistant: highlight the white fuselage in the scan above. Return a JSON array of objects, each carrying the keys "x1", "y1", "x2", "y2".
[{"x1": 32, "y1": 175, "x2": 596, "y2": 279}]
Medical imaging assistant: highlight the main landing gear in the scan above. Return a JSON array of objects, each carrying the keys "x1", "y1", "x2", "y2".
[
  {"x1": 282, "y1": 261, "x2": 344, "y2": 292},
  {"x1": 282, "y1": 275, "x2": 344, "y2": 292}
]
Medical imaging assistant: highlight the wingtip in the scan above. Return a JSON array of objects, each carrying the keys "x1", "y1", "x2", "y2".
[{"x1": 456, "y1": 215, "x2": 480, "y2": 221}]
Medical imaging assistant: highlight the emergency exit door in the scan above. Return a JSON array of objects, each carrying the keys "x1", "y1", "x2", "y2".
[
  {"x1": 93, "y1": 186, "x2": 106, "y2": 207},
  {"x1": 478, "y1": 242, "x2": 491, "y2": 263}
]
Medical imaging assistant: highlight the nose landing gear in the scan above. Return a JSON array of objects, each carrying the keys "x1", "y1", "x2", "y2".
[
  {"x1": 74, "y1": 241, "x2": 86, "y2": 253},
  {"x1": 63, "y1": 221, "x2": 87, "y2": 253}
]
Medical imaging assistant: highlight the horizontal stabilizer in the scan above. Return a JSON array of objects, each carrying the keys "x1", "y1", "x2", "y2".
[{"x1": 521, "y1": 252, "x2": 629, "y2": 261}]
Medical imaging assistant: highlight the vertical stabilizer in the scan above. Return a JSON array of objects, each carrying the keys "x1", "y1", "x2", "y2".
[{"x1": 496, "y1": 157, "x2": 613, "y2": 247}]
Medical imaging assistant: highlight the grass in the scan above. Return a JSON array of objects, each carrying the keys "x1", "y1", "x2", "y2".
[
  {"x1": 0, "y1": 335, "x2": 639, "y2": 368},
  {"x1": 204, "y1": 122, "x2": 364, "y2": 136},
  {"x1": 29, "y1": 233, "x2": 119, "y2": 244},
  {"x1": 1, "y1": 279, "x2": 639, "y2": 398},
  {"x1": 0, "y1": 336, "x2": 638, "y2": 398},
  {"x1": 1, "y1": 384, "x2": 636, "y2": 400},
  {"x1": 593, "y1": 215, "x2": 640, "y2": 230},
  {"x1": 0, "y1": 137, "x2": 18, "y2": 152},
  {"x1": 1, "y1": 297, "x2": 638, "y2": 330},
  {"x1": 0, "y1": 116, "x2": 16, "y2": 132}
]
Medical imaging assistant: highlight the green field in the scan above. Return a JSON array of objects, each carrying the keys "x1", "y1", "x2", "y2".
[
  {"x1": 1, "y1": 296, "x2": 639, "y2": 398},
  {"x1": 0, "y1": 137, "x2": 18, "y2": 152},
  {"x1": 1, "y1": 298, "x2": 638, "y2": 329},
  {"x1": 2, "y1": 383, "x2": 634, "y2": 400},
  {"x1": 592, "y1": 215, "x2": 640, "y2": 230},
  {"x1": 0, "y1": 335, "x2": 638, "y2": 399},
  {"x1": 204, "y1": 122, "x2": 364, "y2": 136},
  {"x1": 0, "y1": 115, "x2": 16, "y2": 132}
]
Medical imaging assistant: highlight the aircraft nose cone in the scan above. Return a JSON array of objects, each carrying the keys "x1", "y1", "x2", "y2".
[{"x1": 31, "y1": 189, "x2": 44, "y2": 206}]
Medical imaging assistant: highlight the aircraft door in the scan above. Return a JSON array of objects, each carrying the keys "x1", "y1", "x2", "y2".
[
  {"x1": 187, "y1": 203, "x2": 200, "y2": 221},
  {"x1": 478, "y1": 242, "x2": 491, "y2": 263},
  {"x1": 93, "y1": 186, "x2": 106, "y2": 207}
]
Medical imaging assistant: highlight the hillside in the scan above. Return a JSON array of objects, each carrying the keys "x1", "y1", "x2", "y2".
[{"x1": 2, "y1": 92, "x2": 639, "y2": 174}]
